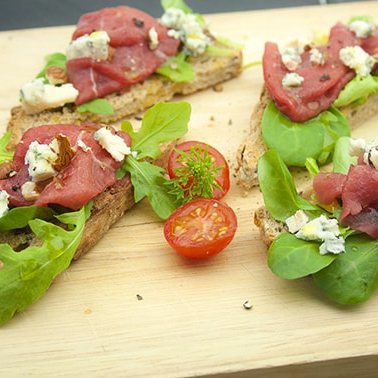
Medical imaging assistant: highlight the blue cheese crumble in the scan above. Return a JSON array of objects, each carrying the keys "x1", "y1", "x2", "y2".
[
  {"x1": 281, "y1": 47, "x2": 302, "y2": 71},
  {"x1": 339, "y1": 46, "x2": 376, "y2": 77},
  {"x1": 66, "y1": 31, "x2": 110, "y2": 61},
  {"x1": 286, "y1": 211, "x2": 345, "y2": 255},
  {"x1": 160, "y1": 8, "x2": 210, "y2": 56},
  {"x1": 282, "y1": 72, "x2": 304, "y2": 88},
  {"x1": 350, "y1": 137, "x2": 378, "y2": 169},
  {"x1": 349, "y1": 19, "x2": 375, "y2": 38},
  {"x1": 20, "y1": 78, "x2": 78, "y2": 115}
]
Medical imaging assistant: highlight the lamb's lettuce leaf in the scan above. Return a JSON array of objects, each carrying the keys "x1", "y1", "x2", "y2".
[
  {"x1": 0, "y1": 204, "x2": 89, "y2": 325},
  {"x1": 257, "y1": 149, "x2": 319, "y2": 222},
  {"x1": 262, "y1": 101, "x2": 350, "y2": 167},
  {"x1": 313, "y1": 234, "x2": 378, "y2": 304}
]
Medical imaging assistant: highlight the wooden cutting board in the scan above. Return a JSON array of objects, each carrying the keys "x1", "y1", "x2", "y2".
[{"x1": 1, "y1": 2, "x2": 378, "y2": 377}]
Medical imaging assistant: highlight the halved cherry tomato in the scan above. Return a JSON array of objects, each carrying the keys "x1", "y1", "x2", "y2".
[
  {"x1": 164, "y1": 198, "x2": 237, "y2": 259},
  {"x1": 167, "y1": 140, "x2": 230, "y2": 200}
]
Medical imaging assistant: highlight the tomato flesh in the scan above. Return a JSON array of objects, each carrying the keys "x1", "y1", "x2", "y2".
[
  {"x1": 164, "y1": 198, "x2": 237, "y2": 259},
  {"x1": 167, "y1": 140, "x2": 230, "y2": 200}
]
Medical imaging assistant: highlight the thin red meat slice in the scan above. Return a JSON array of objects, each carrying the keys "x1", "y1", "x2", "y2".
[
  {"x1": 0, "y1": 124, "x2": 131, "y2": 210},
  {"x1": 263, "y1": 23, "x2": 360, "y2": 122},
  {"x1": 67, "y1": 6, "x2": 180, "y2": 105},
  {"x1": 313, "y1": 172, "x2": 347, "y2": 205}
]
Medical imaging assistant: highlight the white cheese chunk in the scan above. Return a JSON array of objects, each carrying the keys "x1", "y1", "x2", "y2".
[
  {"x1": 350, "y1": 137, "x2": 378, "y2": 169},
  {"x1": 285, "y1": 209, "x2": 309, "y2": 233},
  {"x1": 339, "y1": 45, "x2": 376, "y2": 77},
  {"x1": 148, "y1": 27, "x2": 159, "y2": 50},
  {"x1": 349, "y1": 19, "x2": 375, "y2": 38},
  {"x1": 282, "y1": 72, "x2": 304, "y2": 88},
  {"x1": 0, "y1": 190, "x2": 9, "y2": 218},
  {"x1": 161, "y1": 7, "x2": 210, "y2": 56},
  {"x1": 281, "y1": 47, "x2": 302, "y2": 71},
  {"x1": 294, "y1": 214, "x2": 345, "y2": 255},
  {"x1": 20, "y1": 78, "x2": 78, "y2": 115},
  {"x1": 94, "y1": 127, "x2": 131, "y2": 162},
  {"x1": 66, "y1": 31, "x2": 110, "y2": 61},
  {"x1": 24, "y1": 140, "x2": 59, "y2": 182},
  {"x1": 309, "y1": 48, "x2": 324, "y2": 65}
]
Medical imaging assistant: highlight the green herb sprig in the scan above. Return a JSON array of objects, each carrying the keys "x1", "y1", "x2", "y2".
[{"x1": 167, "y1": 144, "x2": 224, "y2": 205}]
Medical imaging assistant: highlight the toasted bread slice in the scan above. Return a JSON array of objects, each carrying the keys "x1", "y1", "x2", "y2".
[
  {"x1": 6, "y1": 47, "x2": 242, "y2": 149},
  {"x1": 236, "y1": 87, "x2": 378, "y2": 191}
]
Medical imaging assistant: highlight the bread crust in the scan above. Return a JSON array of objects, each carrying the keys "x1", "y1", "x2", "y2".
[{"x1": 236, "y1": 88, "x2": 378, "y2": 191}]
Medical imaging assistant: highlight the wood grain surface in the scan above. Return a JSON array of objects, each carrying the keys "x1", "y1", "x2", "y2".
[{"x1": 1, "y1": 2, "x2": 378, "y2": 377}]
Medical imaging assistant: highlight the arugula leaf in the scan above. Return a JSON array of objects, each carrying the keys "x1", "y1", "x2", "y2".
[
  {"x1": 258, "y1": 149, "x2": 319, "y2": 222},
  {"x1": 156, "y1": 53, "x2": 195, "y2": 82},
  {"x1": 0, "y1": 205, "x2": 88, "y2": 325},
  {"x1": 122, "y1": 156, "x2": 177, "y2": 219},
  {"x1": 35, "y1": 52, "x2": 66, "y2": 81},
  {"x1": 262, "y1": 101, "x2": 350, "y2": 167},
  {"x1": 268, "y1": 233, "x2": 337, "y2": 279},
  {"x1": 313, "y1": 234, "x2": 378, "y2": 304},
  {"x1": 119, "y1": 102, "x2": 190, "y2": 218},
  {"x1": 122, "y1": 101, "x2": 190, "y2": 160},
  {"x1": 0, "y1": 206, "x2": 56, "y2": 231},
  {"x1": 0, "y1": 131, "x2": 14, "y2": 163},
  {"x1": 76, "y1": 98, "x2": 114, "y2": 115}
]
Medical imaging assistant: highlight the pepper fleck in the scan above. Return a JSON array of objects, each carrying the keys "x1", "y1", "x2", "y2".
[
  {"x1": 11, "y1": 185, "x2": 18, "y2": 192},
  {"x1": 320, "y1": 74, "x2": 330, "y2": 81},
  {"x1": 133, "y1": 18, "x2": 144, "y2": 27}
]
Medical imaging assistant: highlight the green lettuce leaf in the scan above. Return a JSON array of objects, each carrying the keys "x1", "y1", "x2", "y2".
[
  {"x1": 122, "y1": 156, "x2": 177, "y2": 219},
  {"x1": 0, "y1": 131, "x2": 14, "y2": 163},
  {"x1": 76, "y1": 98, "x2": 114, "y2": 115},
  {"x1": 156, "y1": 52, "x2": 195, "y2": 82},
  {"x1": 262, "y1": 101, "x2": 350, "y2": 167},
  {"x1": 36, "y1": 52, "x2": 67, "y2": 82},
  {"x1": 257, "y1": 149, "x2": 319, "y2": 222},
  {"x1": 161, "y1": 0, "x2": 192, "y2": 13},
  {"x1": 121, "y1": 101, "x2": 191, "y2": 160},
  {"x1": 119, "y1": 102, "x2": 190, "y2": 218},
  {"x1": 268, "y1": 233, "x2": 337, "y2": 279},
  {"x1": 313, "y1": 234, "x2": 378, "y2": 304},
  {"x1": 0, "y1": 205, "x2": 88, "y2": 325},
  {"x1": 334, "y1": 75, "x2": 378, "y2": 108},
  {"x1": 0, "y1": 206, "x2": 56, "y2": 231}
]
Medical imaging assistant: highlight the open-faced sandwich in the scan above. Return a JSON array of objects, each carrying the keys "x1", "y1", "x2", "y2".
[
  {"x1": 7, "y1": 0, "x2": 243, "y2": 149},
  {"x1": 0, "y1": 101, "x2": 192, "y2": 325},
  {"x1": 255, "y1": 132, "x2": 378, "y2": 305},
  {"x1": 236, "y1": 16, "x2": 378, "y2": 190}
]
